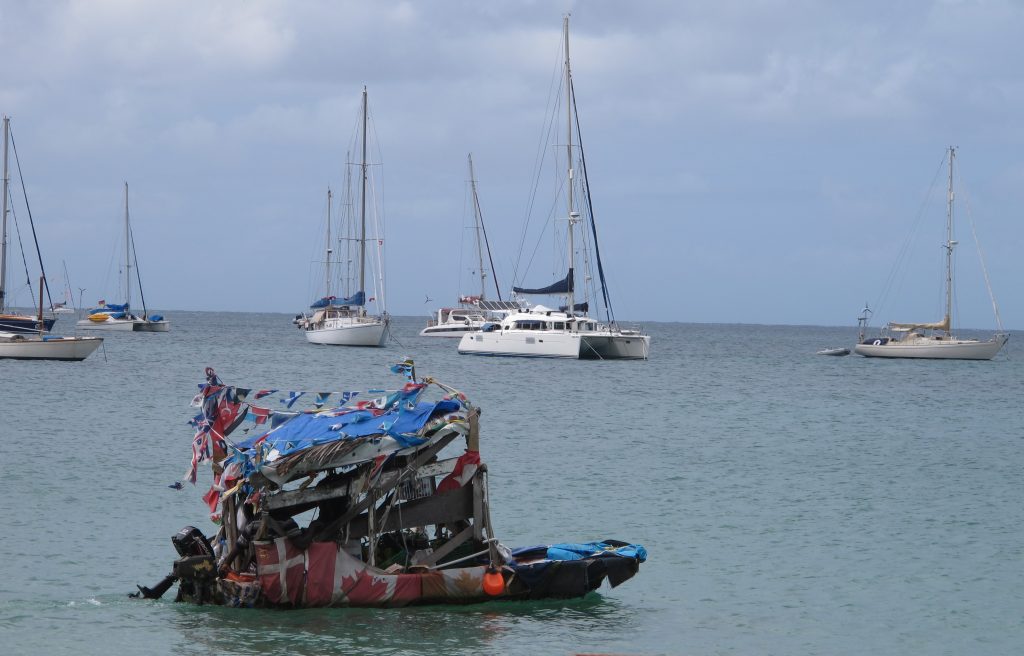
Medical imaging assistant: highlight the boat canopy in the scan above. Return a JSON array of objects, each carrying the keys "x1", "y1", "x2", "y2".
[
  {"x1": 560, "y1": 302, "x2": 589, "y2": 313},
  {"x1": 513, "y1": 269, "x2": 573, "y2": 295},
  {"x1": 311, "y1": 291, "x2": 365, "y2": 309},
  {"x1": 90, "y1": 302, "x2": 128, "y2": 315}
]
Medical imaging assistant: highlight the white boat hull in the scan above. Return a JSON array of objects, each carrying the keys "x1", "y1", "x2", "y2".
[
  {"x1": 0, "y1": 334, "x2": 103, "y2": 361},
  {"x1": 78, "y1": 318, "x2": 136, "y2": 331},
  {"x1": 458, "y1": 329, "x2": 649, "y2": 359},
  {"x1": 854, "y1": 334, "x2": 1007, "y2": 360},
  {"x1": 77, "y1": 318, "x2": 170, "y2": 332},
  {"x1": 306, "y1": 317, "x2": 389, "y2": 347}
]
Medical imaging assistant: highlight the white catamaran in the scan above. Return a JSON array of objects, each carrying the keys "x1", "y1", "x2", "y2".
[
  {"x1": 854, "y1": 147, "x2": 1007, "y2": 360},
  {"x1": 421, "y1": 154, "x2": 519, "y2": 337},
  {"x1": 458, "y1": 16, "x2": 649, "y2": 360},
  {"x1": 78, "y1": 183, "x2": 169, "y2": 332},
  {"x1": 301, "y1": 87, "x2": 389, "y2": 347}
]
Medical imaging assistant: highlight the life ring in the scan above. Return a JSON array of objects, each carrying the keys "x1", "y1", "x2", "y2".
[{"x1": 872, "y1": 339, "x2": 882, "y2": 346}]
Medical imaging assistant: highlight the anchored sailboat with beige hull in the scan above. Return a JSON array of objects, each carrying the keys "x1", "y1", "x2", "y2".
[{"x1": 854, "y1": 147, "x2": 1007, "y2": 360}]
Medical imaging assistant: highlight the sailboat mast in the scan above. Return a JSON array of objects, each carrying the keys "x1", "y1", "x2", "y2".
[
  {"x1": 359, "y1": 86, "x2": 368, "y2": 301},
  {"x1": 325, "y1": 187, "x2": 333, "y2": 298},
  {"x1": 468, "y1": 154, "x2": 487, "y2": 300},
  {"x1": 564, "y1": 15, "x2": 576, "y2": 317},
  {"x1": 124, "y1": 182, "x2": 132, "y2": 311},
  {"x1": 945, "y1": 146, "x2": 955, "y2": 334},
  {"x1": 0, "y1": 116, "x2": 9, "y2": 312}
]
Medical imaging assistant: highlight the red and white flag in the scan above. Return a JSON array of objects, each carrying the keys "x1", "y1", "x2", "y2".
[
  {"x1": 437, "y1": 450, "x2": 481, "y2": 493},
  {"x1": 255, "y1": 538, "x2": 305, "y2": 605}
]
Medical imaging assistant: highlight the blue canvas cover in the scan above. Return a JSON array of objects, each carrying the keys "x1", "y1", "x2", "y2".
[
  {"x1": 235, "y1": 399, "x2": 461, "y2": 457},
  {"x1": 310, "y1": 291, "x2": 365, "y2": 309}
]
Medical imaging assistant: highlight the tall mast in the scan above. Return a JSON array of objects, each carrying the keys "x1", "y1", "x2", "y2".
[
  {"x1": 124, "y1": 182, "x2": 132, "y2": 309},
  {"x1": 468, "y1": 154, "x2": 487, "y2": 300},
  {"x1": 0, "y1": 116, "x2": 9, "y2": 312},
  {"x1": 564, "y1": 15, "x2": 576, "y2": 317},
  {"x1": 944, "y1": 146, "x2": 956, "y2": 334},
  {"x1": 359, "y1": 86, "x2": 368, "y2": 301},
  {"x1": 325, "y1": 187, "x2": 333, "y2": 298}
]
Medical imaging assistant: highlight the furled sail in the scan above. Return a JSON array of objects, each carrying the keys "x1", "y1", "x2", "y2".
[
  {"x1": 888, "y1": 315, "x2": 950, "y2": 332},
  {"x1": 513, "y1": 269, "x2": 573, "y2": 296},
  {"x1": 310, "y1": 291, "x2": 365, "y2": 309}
]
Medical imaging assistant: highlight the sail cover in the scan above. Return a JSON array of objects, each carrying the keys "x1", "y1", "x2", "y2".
[
  {"x1": 310, "y1": 291, "x2": 365, "y2": 308},
  {"x1": 889, "y1": 315, "x2": 950, "y2": 332},
  {"x1": 513, "y1": 269, "x2": 573, "y2": 295}
]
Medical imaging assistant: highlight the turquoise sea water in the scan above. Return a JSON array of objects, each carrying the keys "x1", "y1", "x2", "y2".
[{"x1": 1, "y1": 313, "x2": 1022, "y2": 655}]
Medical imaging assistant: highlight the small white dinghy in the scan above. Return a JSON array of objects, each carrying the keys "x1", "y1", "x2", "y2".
[{"x1": 816, "y1": 347, "x2": 850, "y2": 356}]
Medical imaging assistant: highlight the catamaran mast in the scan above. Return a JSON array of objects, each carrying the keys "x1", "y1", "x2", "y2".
[
  {"x1": 325, "y1": 187, "x2": 333, "y2": 298},
  {"x1": 359, "y1": 86, "x2": 368, "y2": 306},
  {"x1": 124, "y1": 182, "x2": 132, "y2": 311},
  {"x1": 944, "y1": 146, "x2": 956, "y2": 336},
  {"x1": 1, "y1": 116, "x2": 9, "y2": 312},
  {"x1": 564, "y1": 15, "x2": 576, "y2": 317}
]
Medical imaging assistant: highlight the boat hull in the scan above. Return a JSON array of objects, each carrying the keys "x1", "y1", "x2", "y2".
[
  {"x1": 306, "y1": 317, "x2": 388, "y2": 346},
  {"x1": 458, "y1": 329, "x2": 649, "y2": 359},
  {"x1": 854, "y1": 334, "x2": 1007, "y2": 360},
  {"x1": 173, "y1": 537, "x2": 642, "y2": 609},
  {"x1": 133, "y1": 320, "x2": 170, "y2": 332},
  {"x1": 0, "y1": 334, "x2": 103, "y2": 360},
  {"x1": 77, "y1": 318, "x2": 139, "y2": 331},
  {"x1": 0, "y1": 315, "x2": 57, "y2": 333}
]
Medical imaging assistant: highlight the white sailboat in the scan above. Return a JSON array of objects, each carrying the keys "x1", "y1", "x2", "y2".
[
  {"x1": 0, "y1": 115, "x2": 58, "y2": 333},
  {"x1": 302, "y1": 87, "x2": 389, "y2": 347},
  {"x1": 458, "y1": 16, "x2": 650, "y2": 360},
  {"x1": 854, "y1": 147, "x2": 1007, "y2": 360},
  {"x1": 77, "y1": 183, "x2": 169, "y2": 332},
  {"x1": 421, "y1": 154, "x2": 519, "y2": 337},
  {"x1": 0, "y1": 276, "x2": 102, "y2": 361},
  {"x1": 52, "y1": 261, "x2": 77, "y2": 314}
]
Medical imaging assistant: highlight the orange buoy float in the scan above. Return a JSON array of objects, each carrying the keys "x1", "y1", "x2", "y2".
[{"x1": 482, "y1": 566, "x2": 505, "y2": 596}]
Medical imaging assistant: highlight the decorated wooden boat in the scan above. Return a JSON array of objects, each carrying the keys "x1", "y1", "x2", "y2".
[{"x1": 133, "y1": 362, "x2": 645, "y2": 608}]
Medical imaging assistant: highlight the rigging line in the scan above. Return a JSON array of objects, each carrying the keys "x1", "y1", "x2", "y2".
[
  {"x1": 571, "y1": 78, "x2": 614, "y2": 324},
  {"x1": 513, "y1": 39, "x2": 564, "y2": 287},
  {"x1": 870, "y1": 151, "x2": 947, "y2": 326},
  {"x1": 470, "y1": 161, "x2": 503, "y2": 300},
  {"x1": 128, "y1": 212, "x2": 149, "y2": 317},
  {"x1": 9, "y1": 128, "x2": 54, "y2": 310},
  {"x1": 8, "y1": 202, "x2": 36, "y2": 304},
  {"x1": 958, "y1": 168, "x2": 1004, "y2": 333}
]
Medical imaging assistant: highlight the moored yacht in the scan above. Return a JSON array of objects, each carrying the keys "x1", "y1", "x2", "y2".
[{"x1": 458, "y1": 17, "x2": 649, "y2": 360}]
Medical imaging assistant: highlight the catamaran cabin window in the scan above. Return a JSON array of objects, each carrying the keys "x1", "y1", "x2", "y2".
[{"x1": 553, "y1": 322, "x2": 565, "y2": 330}]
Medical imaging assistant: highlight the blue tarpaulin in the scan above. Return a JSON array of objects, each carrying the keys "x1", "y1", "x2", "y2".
[{"x1": 235, "y1": 399, "x2": 461, "y2": 457}]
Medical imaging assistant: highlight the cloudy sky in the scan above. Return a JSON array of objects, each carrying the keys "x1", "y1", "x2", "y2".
[{"x1": 2, "y1": 0, "x2": 1023, "y2": 328}]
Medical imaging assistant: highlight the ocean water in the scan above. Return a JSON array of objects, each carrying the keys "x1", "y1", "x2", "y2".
[{"x1": 1, "y1": 313, "x2": 1022, "y2": 655}]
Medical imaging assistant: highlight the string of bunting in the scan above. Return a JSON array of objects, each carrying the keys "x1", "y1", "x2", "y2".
[{"x1": 184, "y1": 359, "x2": 447, "y2": 486}]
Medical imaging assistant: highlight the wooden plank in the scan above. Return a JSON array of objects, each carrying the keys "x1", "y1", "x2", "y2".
[
  {"x1": 415, "y1": 524, "x2": 475, "y2": 566},
  {"x1": 344, "y1": 485, "x2": 473, "y2": 539},
  {"x1": 266, "y1": 457, "x2": 458, "y2": 513},
  {"x1": 293, "y1": 431, "x2": 460, "y2": 537}
]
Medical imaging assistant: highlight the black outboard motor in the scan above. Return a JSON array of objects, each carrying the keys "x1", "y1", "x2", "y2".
[
  {"x1": 130, "y1": 526, "x2": 218, "y2": 603},
  {"x1": 172, "y1": 526, "x2": 215, "y2": 558}
]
